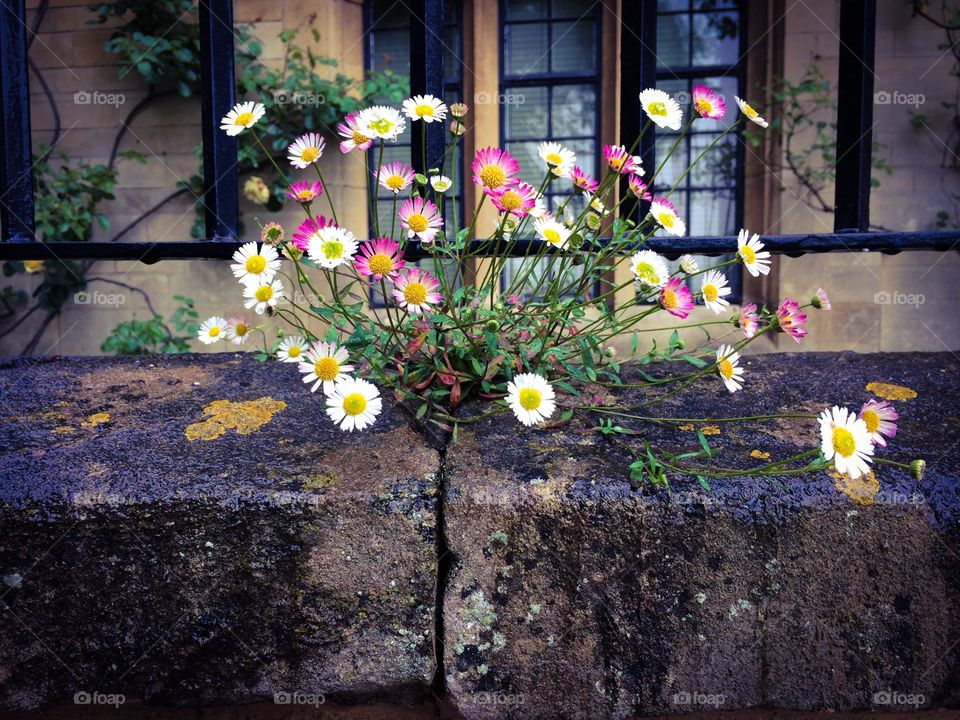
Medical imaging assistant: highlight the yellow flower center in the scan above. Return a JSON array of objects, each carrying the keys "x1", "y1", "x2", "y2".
[
  {"x1": 703, "y1": 284, "x2": 718, "y2": 302},
  {"x1": 234, "y1": 111, "x2": 254, "y2": 126},
  {"x1": 635, "y1": 262, "x2": 660, "y2": 285},
  {"x1": 609, "y1": 156, "x2": 624, "y2": 170},
  {"x1": 296, "y1": 190, "x2": 315, "y2": 202},
  {"x1": 255, "y1": 285, "x2": 274, "y2": 302},
  {"x1": 500, "y1": 190, "x2": 522, "y2": 211},
  {"x1": 415, "y1": 103, "x2": 435, "y2": 117},
  {"x1": 718, "y1": 359, "x2": 734, "y2": 379},
  {"x1": 648, "y1": 101, "x2": 667, "y2": 116},
  {"x1": 862, "y1": 409, "x2": 880, "y2": 434},
  {"x1": 742, "y1": 102, "x2": 758, "y2": 118},
  {"x1": 368, "y1": 253, "x2": 394, "y2": 276},
  {"x1": 545, "y1": 152, "x2": 563, "y2": 165},
  {"x1": 234, "y1": 322, "x2": 248, "y2": 336},
  {"x1": 518, "y1": 388, "x2": 542, "y2": 410},
  {"x1": 343, "y1": 392, "x2": 367, "y2": 416},
  {"x1": 209, "y1": 326, "x2": 220, "y2": 337},
  {"x1": 300, "y1": 146, "x2": 320, "y2": 163},
  {"x1": 832, "y1": 427, "x2": 856, "y2": 458},
  {"x1": 657, "y1": 212, "x2": 675, "y2": 228},
  {"x1": 403, "y1": 282, "x2": 428, "y2": 306},
  {"x1": 286, "y1": 345, "x2": 301, "y2": 358},
  {"x1": 480, "y1": 164, "x2": 506, "y2": 189},
  {"x1": 695, "y1": 98, "x2": 713, "y2": 116},
  {"x1": 740, "y1": 245, "x2": 756, "y2": 264},
  {"x1": 352, "y1": 129, "x2": 370, "y2": 145},
  {"x1": 544, "y1": 229, "x2": 561, "y2": 245},
  {"x1": 369, "y1": 118, "x2": 395, "y2": 134},
  {"x1": 407, "y1": 213, "x2": 429, "y2": 233},
  {"x1": 322, "y1": 240, "x2": 344, "y2": 259},
  {"x1": 314, "y1": 356, "x2": 340, "y2": 381},
  {"x1": 245, "y1": 255, "x2": 267, "y2": 274},
  {"x1": 386, "y1": 175, "x2": 406, "y2": 190},
  {"x1": 662, "y1": 289, "x2": 678, "y2": 310}
]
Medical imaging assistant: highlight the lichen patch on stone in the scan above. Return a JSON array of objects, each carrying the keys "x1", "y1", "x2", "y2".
[
  {"x1": 866, "y1": 382, "x2": 917, "y2": 400},
  {"x1": 750, "y1": 449, "x2": 770, "y2": 459},
  {"x1": 81, "y1": 412, "x2": 111, "y2": 428},
  {"x1": 831, "y1": 469, "x2": 880, "y2": 505},
  {"x1": 185, "y1": 397, "x2": 287, "y2": 441}
]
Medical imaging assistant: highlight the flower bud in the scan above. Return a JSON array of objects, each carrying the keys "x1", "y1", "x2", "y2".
[
  {"x1": 414, "y1": 173, "x2": 428, "y2": 186},
  {"x1": 910, "y1": 459, "x2": 926, "y2": 481},
  {"x1": 450, "y1": 120, "x2": 466, "y2": 136},
  {"x1": 585, "y1": 213, "x2": 601, "y2": 231},
  {"x1": 450, "y1": 102, "x2": 468, "y2": 118},
  {"x1": 485, "y1": 319, "x2": 499, "y2": 332},
  {"x1": 604, "y1": 346, "x2": 617, "y2": 358}
]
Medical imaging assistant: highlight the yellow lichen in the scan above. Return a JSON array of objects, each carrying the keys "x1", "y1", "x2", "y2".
[
  {"x1": 301, "y1": 471, "x2": 340, "y2": 490},
  {"x1": 185, "y1": 397, "x2": 287, "y2": 441},
  {"x1": 750, "y1": 449, "x2": 771, "y2": 459},
  {"x1": 51, "y1": 425, "x2": 76, "y2": 435},
  {"x1": 831, "y1": 469, "x2": 879, "y2": 506},
  {"x1": 678, "y1": 423, "x2": 695, "y2": 431},
  {"x1": 81, "y1": 412, "x2": 111, "y2": 428},
  {"x1": 701, "y1": 426, "x2": 721, "y2": 436},
  {"x1": 865, "y1": 382, "x2": 917, "y2": 400}
]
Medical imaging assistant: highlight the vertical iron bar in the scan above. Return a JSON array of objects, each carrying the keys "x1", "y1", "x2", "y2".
[
  {"x1": 833, "y1": 0, "x2": 875, "y2": 232},
  {"x1": 619, "y1": 0, "x2": 657, "y2": 222},
  {"x1": 0, "y1": 0, "x2": 35, "y2": 243},
  {"x1": 409, "y1": 0, "x2": 445, "y2": 175},
  {"x1": 199, "y1": 0, "x2": 238, "y2": 241}
]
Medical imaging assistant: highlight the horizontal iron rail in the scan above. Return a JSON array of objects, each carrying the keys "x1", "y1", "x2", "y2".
[{"x1": 0, "y1": 232, "x2": 955, "y2": 263}]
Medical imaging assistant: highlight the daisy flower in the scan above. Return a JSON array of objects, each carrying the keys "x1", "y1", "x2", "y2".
[
  {"x1": 299, "y1": 341, "x2": 354, "y2": 394},
  {"x1": 506, "y1": 373, "x2": 556, "y2": 427},
  {"x1": 326, "y1": 377, "x2": 383, "y2": 432},
  {"x1": 735, "y1": 96, "x2": 769, "y2": 128},
  {"x1": 491, "y1": 181, "x2": 538, "y2": 217},
  {"x1": 660, "y1": 277, "x2": 694, "y2": 319},
  {"x1": 537, "y1": 141, "x2": 576, "y2": 177},
  {"x1": 402, "y1": 94, "x2": 448, "y2": 123},
  {"x1": 286, "y1": 181, "x2": 323, "y2": 204},
  {"x1": 639, "y1": 88, "x2": 683, "y2": 130},
  {"x1": 649, "y1": 197, "x2": 686, "y2": 236},
  {"x1": 307, "y1": 226, "x2": 359, "y2": 269},
  {"x1": 376, "y1": 161, "x2": 415, "y2": 194},
  {"x1": 630, "y1": 250, "x2": 670, "y2": 289},
  {"x1": 287, "y1": 132, "x2": 325, "y2": 168},
  {"x1": 243, "y1": 278, "x2": 284, "y2": 315},
  {"x1": 277, "y1": 336, "x2": 310, "y2": 363},
  {"x1": 571, "y1": 166, "x2": 598, "y2": 193},
  {"x1": 739, "y1": 303, "x2": 760, "y2": 338},
  {"x1": 534, "y1": 216, "x2": 572, "y2": 249},
  {"x1": 398, "y1": 196, "x2": 443, "y2": 243},
  {"x1": 431, "y1": 175, "x2": 453, "y2": 192},
  {"x1": 354, "y1": 237, "x2": 405, "y2": 280},
  {"x1": 291, "y1": 215, "x2": 336, "y2": 252},
  {"x1": 819, "y1": 406, "x2": 874, "y2": 479},
  {"x1": 603, "y1": 144, "x2": 642, "y2": 175},
  {"x1": 814, "y1": 288, "x2": 831, "y2": 310},
  {"x1": 700, "y1": 270, "x2": 732, "y2": 314},
  {"x1": 628, "y1": 174, "x2": 652, "y2": 201},
  {"x1": 198, "y1": 316, "x2": 228, "y2": 345},
  {"x1": 583, "y1": 191, "x2": 609, "y2": 216},
  {"x1": 220, "y1": 101, "x2": 265, "y2": 136},
  {"x1": 859, "y1": 400, "x2": 898, "y2": 447},
  {"x1": 357, "y1": 105, "x2": 406, "y2": 141},
  {"x1": 260, "y1": 221, "x2": 284, "y2": 245},
  {"x1": 472, "y1": 147, "x2": 520, "y2": 193},
  {"x1": 737, "y1": 228, "x2": 771, "y2": 277},
  {"x1": 226, "y1": 316, "x2": 252, "y2": 346},
  {"x1": 337, "y1": 112, "x2": 373, "y2": 153},
  {"x1": 678, "y1": 254, "x2": 699, "y2": 274},
  {"x1": 692, "y1": 83, "x2": 726, "y2": 120},
  {"x1": 776, "y1": 298, "x2": 808, "y2": 343},
  {"x1": 392, "y1": 267, "x2": 443, "y2": 314},
  {"x1": 716, "y1": 344, "x2": 744, "y2": 393},
  {"x1": 230, "y1": 241, "x2": 281, "y2": 285}
]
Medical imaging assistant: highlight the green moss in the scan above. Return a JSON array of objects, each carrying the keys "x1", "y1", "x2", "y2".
[{"x1": 301, "y1": 470, "x2": 341, "y2": 490}]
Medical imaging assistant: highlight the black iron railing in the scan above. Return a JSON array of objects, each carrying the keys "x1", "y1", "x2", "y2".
[{"x1": 0, "y1": 0, "x2": 955, "y2": 263}]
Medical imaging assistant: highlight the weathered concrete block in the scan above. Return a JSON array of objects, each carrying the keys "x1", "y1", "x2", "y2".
[
  {"x1": 443, "y1": 352, "x2": 960, "y2": 719},
  {"x1": 0, "y1": 354, "x2": 440, "y2": 710}
]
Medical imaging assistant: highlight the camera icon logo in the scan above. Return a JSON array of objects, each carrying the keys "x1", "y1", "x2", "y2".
[
  {"x1": 874, "y1": 90, "x2": 891, "y2": 105},
  {"x1": 73, "y1": 291, "x2": 91, "y2": 305}
]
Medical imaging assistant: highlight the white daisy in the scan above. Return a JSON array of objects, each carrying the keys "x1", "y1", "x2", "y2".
[
  {"x1": 534, "y1": 216, "x2": 572, "y2": 249},
  {"x1": 649, "y1": 197, "x2": 686, "y2": 236},
  {"x1": 630, "y1": 250, "x2": 670, "y2": 288},
  {"x1": 220, "y1": 101, "x2": 265, "y2": 136},
  {"x1": 537, "y1": 141, "x2": 576, "y2": 177},
  {"x1": 307, "y1": 226, "x2": 359, "y2": 269},
  {"x1": 506, "y1": 373, "x2": 556, "y2": 427},
  {"x1": 735, "y1": 96, "x2": 769, "y2": 128},
  {"x1": 326, "y1": 377, "x2": 382, "y2": 432},
  {"x1": 430, "y1": 175, "x2": 453, "y2": 192},
  {"x1": 287, "y1": 132, "x2": 326, "y2": 168},
  {"x1": 197, "y1": 316, "x2": 228, "y2": 345},
  {"x1": 700, "y1": 270, "x2": 732, "y2": 314},
  {"x1": 230, "y1": 241, "x2": 281, "y2": 285},
  {"x1": 356, "y1": 105, "x2": 406, "y2": 140},
  {"x1": 226, "y1": 316, "x2": 252, "y2": 345},
  {"x1": 277, "y1": 336, "x2": 310, "y2": 363},
  {"x1": 582, "y1": 191, "x2": 609, "y2": 216},
  {"x1": 402, "y1": 94, "x2": 448, "y2": 123},
  {"x1": 242, "y1": 278, "x2": 284, "y2": 315},
  {"x1": 639, "y1": 88, "x2": 683, "y2": 130},
  {"x1": 715, "y1": 344, "x2": 744, "y2": 393},
  {"x1": 299, "y1": 341, "x2": 354, "y2": 394},
  {"x1": 819, "y1": 406, "x2": 874, "y2": 479},
  {"x1": 737, "y1": 228, "x2": 771, "y2": 277},
  {"x1": 678, "y1": 254, "x2": 699, "y2": 274}
]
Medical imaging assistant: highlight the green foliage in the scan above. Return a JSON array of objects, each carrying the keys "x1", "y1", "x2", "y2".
[{"x1": 101, "y1": 295, "x2": 199, "y2": 355}]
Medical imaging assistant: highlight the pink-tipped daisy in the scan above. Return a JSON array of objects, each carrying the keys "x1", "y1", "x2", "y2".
[
  {"x1": 628, "y1": 174, "x2": 652, "y2": 201},
  {"x1": 660, "y1": 277, "x2": 695, "y2": 319},
  {"x1": 490, "y1": 181, "x2": 538, "y2": 217},
  {"x1": 737, "y1": 228, "x2": 771, "y2": 277},
  {"x1": 355, "y1": 237, "x2": 405, "y2": 280},
  {"x1": 776, "y1": 298, "x2": 808, "y2": 343},
  {"x1": 692, "y1": 84, "x2": 727, "y2": 120},
  {"x1": 649, "y1": 197, "x2": 686, "y2": 236},
  {"x1": 859, "y1": 400, "x2": 899, "y2": 447},
  {"x1": 571, "y1": 166, "x2": 598, "y2": 194},
  {"x1": 820, "y1": 406, "x2": 874, "y2": 479},
  {"x1": 815, "y1": 288, "x2": 831, "y2": 310},
  {"x1": 287, "y1": 132, "x2": 325, "y2": 168},
  {"x1": 716, "y1": 344, "x2": 744, "y2": 393},
  {"x1": 472, "y1": 147, "x2": 520, "y2": 193},
  {"x1": 286, "y1": 181, "x2": 323, "y2": 204},
  {"x1": 398, "y1": 196, "x2": 443, "y2": 243},
  {"x1": 739, "y1": 303, "x2": 760, "y2": 338},
  {"x1": 226, "y1": 316, "x2": 252, "y2": 346},
  {"x1": 376, "y1": 161, "x2": 415, "y2": 194},
  {"x1": 392, "y1": 267, "x2": 442, "y2": 314},
  {"x1": 603, "y1": 144, "x2": 642, "y2": 175},
  {"x1": 291, "y1": 215, "x2": 336, "y2": 252},
  {"x1": 337, "y1": 112, "x2": 373, "y2": 153},
  {"x1": 299, "y1": 341, "x2": 354, "y2": 394}
]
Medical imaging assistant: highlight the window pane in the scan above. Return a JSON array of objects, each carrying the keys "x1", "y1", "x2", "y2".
[
  {"x1": 504, "y1": 141, "x2": 541, "y2": 181},
  {"x1": 690, "y1": 133, "x2": 737, "y2": 187},
  {"x1": 505, "y1": 86, "x2": 547, "y2": 138},
  {"x1": 506, "y1": 22, "x2": 549, "y2": 75},
  {"x1": 688, "y1": 189, "x2": 736, "y2": 235},
  {"x1": 552, "y1": 0, "x2": 594, "y2": 19},
  {"x1": 692, "y1": 11, "x2": 739, "y2": 66},
  {"x1": 550, "y1": 20, "x2": 595, "y2": 73},
  {"x1": 506, "y1": 0, "x2": 549, "y2": 21},
  {"x1": 551, "y1": 83, "x2": 596, "y2": 137},
  {"x1": 657, "y1": 13, "x2": 690, "y2": 68},
  {"x1": 654, "y1": 135, "x2": 689, "y2": 188}
]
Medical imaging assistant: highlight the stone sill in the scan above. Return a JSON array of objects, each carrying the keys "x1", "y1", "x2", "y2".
[{"x1": 0, "y1": 352, "x2": 957, "y2": 719}]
